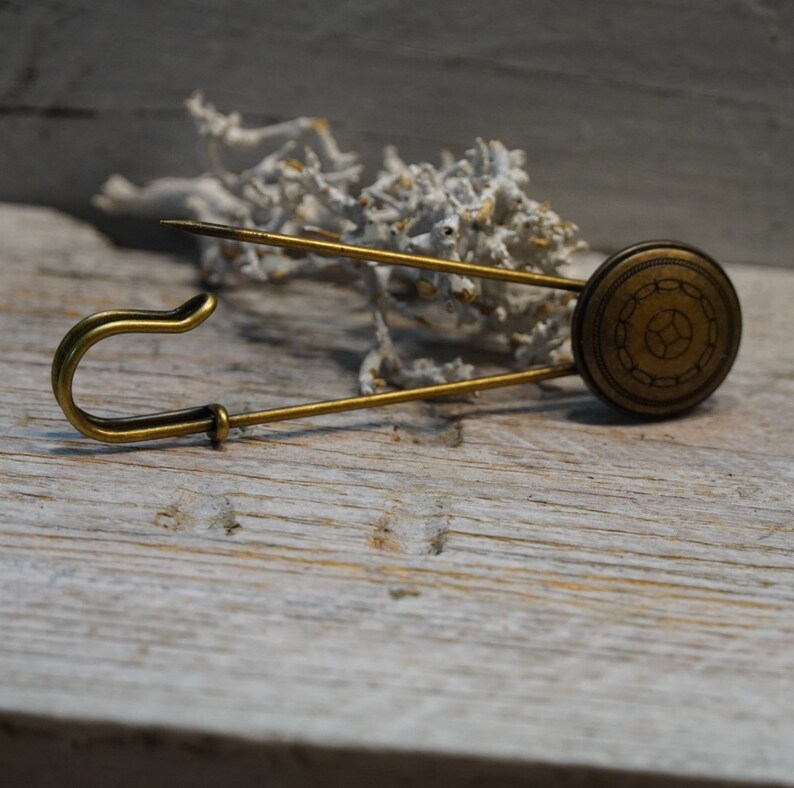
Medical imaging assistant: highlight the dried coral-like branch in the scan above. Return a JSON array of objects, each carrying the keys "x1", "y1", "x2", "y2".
[{"x1": 95, "y1": 93, "x2": 587, "y2": 395}]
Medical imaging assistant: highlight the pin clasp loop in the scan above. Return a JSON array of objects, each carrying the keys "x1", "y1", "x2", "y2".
[{"x1": 51, "y1": 293, "x2": 228, "y2": 443}]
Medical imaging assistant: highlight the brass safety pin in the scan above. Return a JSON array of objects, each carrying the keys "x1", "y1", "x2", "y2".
[{"x1": 52, "y1": 220, "x2": 741, "y2": 444}]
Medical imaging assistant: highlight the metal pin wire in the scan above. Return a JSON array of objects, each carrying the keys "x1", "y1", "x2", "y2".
[{"x1": 52, "y1": 220, "x2": 586, "y2": 444}]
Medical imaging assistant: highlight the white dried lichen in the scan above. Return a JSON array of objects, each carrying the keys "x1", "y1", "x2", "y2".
[{"x1": 95, "y1": 91, "x2": 588, "y2": 394}]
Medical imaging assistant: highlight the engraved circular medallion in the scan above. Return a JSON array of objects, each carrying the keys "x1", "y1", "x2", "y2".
[{"x1": 572, "y1": 241, "x2": 741, "y2": 417}]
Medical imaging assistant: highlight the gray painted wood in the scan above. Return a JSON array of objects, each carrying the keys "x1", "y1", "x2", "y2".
[
  {"x1": 0, "y1": 0, "x2": 792, "y2": 266},
  {"x1": 1, "y1": 203, "x2": 793, "y2": 785}
]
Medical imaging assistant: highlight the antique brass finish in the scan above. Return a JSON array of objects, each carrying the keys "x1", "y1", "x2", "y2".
[
  {"x1": 51, "y1": 221, "x2": 741, "y2": 444},
  {"x1": 51, "y1": 293, "x2": 225, "y2": 443},
  {"x1": 51, "y1": 299, "x2": 575, "y2": 444},
  {"x1": 160, "y1": 220, "x2": 588, "y2": 292},
  {"x1": 572, "y1": 241, "x2": 741, "y2": 417}
]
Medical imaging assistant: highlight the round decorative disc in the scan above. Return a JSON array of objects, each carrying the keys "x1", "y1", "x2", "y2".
[{"x1": 572, "y1": 241, "x2": 741, "y2": 417}]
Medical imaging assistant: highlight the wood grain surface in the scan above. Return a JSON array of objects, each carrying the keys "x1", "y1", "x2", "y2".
[
  {"x1": 1, "y1": 204, "x2": 793, "y2": 786},
  {"x1": 1, "y1": 0, "x2": 792, "y2": 267}
]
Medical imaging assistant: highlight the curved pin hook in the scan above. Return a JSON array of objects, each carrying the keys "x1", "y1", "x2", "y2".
[{"x1": 52, "y1": 293, "x2": 230, "y2": 443}]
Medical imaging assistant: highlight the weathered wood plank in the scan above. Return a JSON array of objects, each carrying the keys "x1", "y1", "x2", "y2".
[
  {"x1": 1, "y1": 204, "x2": 793, "y2": 785},
  {"x1": 0, "y1": 0, "x2": 792, "y2": 266}
]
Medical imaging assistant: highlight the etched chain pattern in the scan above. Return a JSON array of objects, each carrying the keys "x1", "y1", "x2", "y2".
[
  {"x1": 613, "y1": 278, "x2": 717, "y2": 388},
  {"x1": 592, "y1": 258, "x2": 732, "y2": 407}
]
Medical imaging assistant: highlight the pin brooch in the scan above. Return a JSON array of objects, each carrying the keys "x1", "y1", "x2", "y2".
[{"x1": 52, "y1": 221, "x2": 741, "y2": 444}]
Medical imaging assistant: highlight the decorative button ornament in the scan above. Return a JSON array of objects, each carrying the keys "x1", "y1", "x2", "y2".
[
  {"x1": 572, "y1": 240, "x2": 741, "y2": 417},
  {"x1": 51, "y1": 221, "x2": 741, "y2": 444}
]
